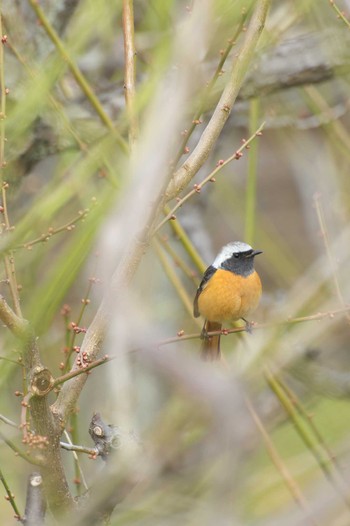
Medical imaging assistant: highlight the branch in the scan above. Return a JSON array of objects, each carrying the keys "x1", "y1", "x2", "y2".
[
  {"x1": 165, "y1": 0, "x2": 270, "y2": 200},
  {"x1": 23, "y1": 472, "x2": 46, "y2": 526},
  {"x1": 0, "y1": 294, "x2": 29, "y2": 338},
  {"x1": 27, "y1": 0, "x2": 128, "y2": 154},
  {"x1": 122, "y1": 0, "x2": 138, "y2": 144},
  {"x1": 60, "y1": 442, "x2": 97, "y2": 457},
  {"x1": 239, "y1": 28, "x2": 350, "y2": 101},
  {"x1": 329, "y1": 0, "x2": 350, "y2": 30},
  {"x1": 156, "y1": 123, "x2": 264, "y2": 232},
  {"x1": 171, "y1": 10, "x2": 248, "y2": 169},
  {"x1": 154, "y1": 306, "x2": 350, "y2": 347},
  {"x1": 0, "y1": 468, "x2": 22, "y2": 521},
  {"x1": 0, "y1": 429, "x2": 42, "y2": 465},
  {"x1": 52, "y1": 355, "x2": 110, "y2": 389}
]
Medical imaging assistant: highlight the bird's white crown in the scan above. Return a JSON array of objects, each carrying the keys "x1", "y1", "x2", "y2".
[{"x1": 212, "y1": 241, "x2": 252, "y2": 269}]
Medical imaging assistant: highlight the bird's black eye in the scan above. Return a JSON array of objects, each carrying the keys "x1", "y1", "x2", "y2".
[{"x1": 233, "y1": 253, "x2": 239, "y2": 258}]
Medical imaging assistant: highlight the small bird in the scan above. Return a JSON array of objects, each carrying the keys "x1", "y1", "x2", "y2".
[{"x1": 193, "y1": 241, "x2": 262, "y2": 360}]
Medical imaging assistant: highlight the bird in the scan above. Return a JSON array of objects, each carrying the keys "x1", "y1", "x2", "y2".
[{"x1": 193, "y1": 241, "x2": 262, "y2": 360}]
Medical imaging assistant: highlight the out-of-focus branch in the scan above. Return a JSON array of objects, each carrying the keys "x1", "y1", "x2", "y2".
[
  {"x1": 23, "y1": 472, "x2": 46, "y2": 526},
  {"x1": 27, "y1": 0, "x2": 129, "y2": 154},
  {"x1": 165, "y1": 0, "x2": 270, "y2": 201},
  {"x1": 239, "y1": 28, "x2": 350, "y2": 100}
]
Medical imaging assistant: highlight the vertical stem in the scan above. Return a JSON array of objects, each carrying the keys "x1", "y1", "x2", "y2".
[
  {"x1": 0, "y1": 14, "x2": 22, "y2": 317},
  {"x1": 245, "y1": 398, "x2": 318, "y2": 526},
  {"x1": 313, "y1": 194, "x2": 346, "y2": 308},
  {"x1": 0, "y1": 468, "x2": 22, "y2": 520},
  {"x1": 122, "y1": 0, "x2": 138, "y2": 145},
  {"x1": 245, "y1": 98, "x2": 260, "y2": 245}
]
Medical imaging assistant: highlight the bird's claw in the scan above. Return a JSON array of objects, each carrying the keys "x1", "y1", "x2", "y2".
[{"x1": 242, "y1": 318, "x2": 255, "y2": 334}]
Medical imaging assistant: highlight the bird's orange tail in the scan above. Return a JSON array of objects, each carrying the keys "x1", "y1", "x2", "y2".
[{"x1": 201, "y1": 320, "x2": 222, "y2": 361}]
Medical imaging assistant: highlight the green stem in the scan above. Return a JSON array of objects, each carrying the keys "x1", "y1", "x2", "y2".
[
  {"x1": 27, "y1": 0, "x2": 128, "y2": 154},
  {"x1": 0, "y1": 468, "x2": 22, "y2": 520},
  {"x1": 152, "y1": 238, "x2": 195, "y2": 318},
  {"x1": 265, "y1": 366, "x2": 350, "y2": 509}
]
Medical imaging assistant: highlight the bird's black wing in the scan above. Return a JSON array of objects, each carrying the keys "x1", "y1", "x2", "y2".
[{"x1": 193, "y1": 265, "x2": 217, "y2": 318}]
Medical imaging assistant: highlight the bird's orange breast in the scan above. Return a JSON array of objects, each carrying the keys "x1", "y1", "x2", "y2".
[{"x1": 197, "y1": 269, "x2": 262, "y2": 323}]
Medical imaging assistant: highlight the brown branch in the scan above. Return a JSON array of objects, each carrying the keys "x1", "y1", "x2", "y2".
[
  {"x1": 172, "y1": 10, "x2": 249, "y2": 169},
  {"x1": 165, "y1": 0, "x2": 270, "y2": 201},
  {"x1": 155, "y1": 123, "x2": 264, "y2": 232},
  {"x1": 16, "y1": 209, "x2": 89, "y2": 250},
  {"x1": 154, "y1": 306, "x2": 350, "y2": 347},
  {"x1": 53, "y1": 355, "x2": 110, "y2": 389},
  {"x1": 122, "y1": 0, "x2": 138, "y2": 144},
  {"x1": 239, "y1": 28, "x2": 350, "y2": 101},
  {"x1": 60, "y1": 442, "x2": 97, "y2": 456}
]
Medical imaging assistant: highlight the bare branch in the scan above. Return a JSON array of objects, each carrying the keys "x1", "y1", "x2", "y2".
[
  {"x1": 165, "y1": 0, "x2": 270, "y2": 201},
  {"x1": 122, "y1": 0, "x2": 138, "y2": 144}
]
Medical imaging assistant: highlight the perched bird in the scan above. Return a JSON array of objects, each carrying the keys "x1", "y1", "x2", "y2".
[{"x1": 193, "y1": 241, "x2": 262, "y2": 360}]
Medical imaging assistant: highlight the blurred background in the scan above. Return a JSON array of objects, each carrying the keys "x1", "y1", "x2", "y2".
[{"x1": 1, "y1": 0, "x2": 350, "y2": 524}]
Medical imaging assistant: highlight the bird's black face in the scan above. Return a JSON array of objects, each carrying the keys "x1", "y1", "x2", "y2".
[{"x1": 221, "y1": 249, "x2": 262, "y2": 276}]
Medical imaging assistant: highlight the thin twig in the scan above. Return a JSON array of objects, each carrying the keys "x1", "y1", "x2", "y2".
[
  {"x1": 245, "y1": 397, "x2": 319, "y2": 526},
  {"x1": 16, "y1": 209, "x2": 89, "y2": 250},
  {"x1": 0, "y1": 15, "x2": 22, "y2": 317},
  {"x1": 62, "y1": 431, "x2": 89, "y2": 490},
  {"x1": 156, "y1": 123, "x2": 264, "y2": 232},
  {"x1": 0, "y1": 414, "x2": 18, "y2": 427},
  {"x1": 329, "y1": 0, "x2": 350, "y2": 29},
  {"x1": 122, "y1": 0, "x2": 138, "y2": 144},
  {"x1": 245, "y1": 98, "x2": 260, "y2": 245},
  {"x1": 0, "y1": 429, "x2": 42, "y2": 465},
  {"x1": 53, "y1": 355, "x2": 110, "y2": 389},
  {"x1": 60, "y1": 440, "x2": 97, "y2": 457},
  {"x1": 0, "y1": 468, "x2": 23, "y2": 521},
  {"x1": 154, "y1": 305, "x2": 350, "y2": 347},
  {"x1": 172, "y1": 10, "x2": 249, "y2": 169},
  {"x1": 63, "y1": 265, "x2": 98, "y2": 373}
]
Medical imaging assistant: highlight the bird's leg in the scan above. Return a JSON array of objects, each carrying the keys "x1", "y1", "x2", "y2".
[
  {"x1": 242, "y1": 318, "x2": 254, "y2": 334},
  {"x1": 200, "y1": 322, "x2": 209, "y2": 340}
]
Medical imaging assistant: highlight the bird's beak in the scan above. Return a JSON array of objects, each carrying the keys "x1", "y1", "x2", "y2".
[{"x1": 247, "y1": 250, "x2": 263, "y2": 258}]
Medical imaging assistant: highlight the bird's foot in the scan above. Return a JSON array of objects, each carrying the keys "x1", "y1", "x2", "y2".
[
  {"x1": 242, "y1": 318, "x2": 255, "y2": 334},
  {"x1": 200, "y1": 327, "x2": 209, "y2": 340}
]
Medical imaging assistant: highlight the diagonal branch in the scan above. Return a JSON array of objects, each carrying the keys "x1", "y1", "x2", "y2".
[{"x1": 165, "y1": 0, "x2": 270, "y2": 201}]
